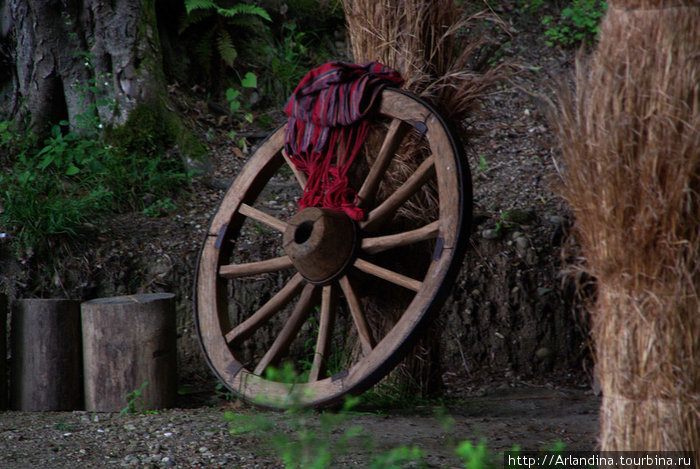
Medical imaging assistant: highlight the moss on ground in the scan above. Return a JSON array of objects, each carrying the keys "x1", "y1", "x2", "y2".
[{"x1": 106, "y1": 101, "x2": 205, "y2": 163}]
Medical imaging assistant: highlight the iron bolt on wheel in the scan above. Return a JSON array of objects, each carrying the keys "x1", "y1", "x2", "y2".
[{"x1": 194, "y1": 88, "x2": 472, "y2": 408}]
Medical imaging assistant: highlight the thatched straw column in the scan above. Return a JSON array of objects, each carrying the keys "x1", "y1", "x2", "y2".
[{"x1": 554, "y1": 0, "x2": 699, "y2": 451}]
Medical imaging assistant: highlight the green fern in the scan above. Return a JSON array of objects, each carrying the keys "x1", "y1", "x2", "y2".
[
  {"x1": 184, "y1": 0, "x2": 218, "y2": 14},
  {"x1": 180, "y1": 0, "x2": 270, "y2": 72},
  {"x1": 216, "y1": 4, "x2": 270, "y2": 21},
  {"x1": 183, "y1": 0, "x2": 270, "y2": 21},
  {"x1": 216, "y1": 29, "x2": 237, "y2": 67}
]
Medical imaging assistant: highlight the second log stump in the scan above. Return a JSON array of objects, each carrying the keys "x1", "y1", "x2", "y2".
[
  {"x1": 10, "y1": 298, "x2": 83, "y2": 411},
  {"x1": 81, "y1": 293, "x2": 177, "y2": 412}
]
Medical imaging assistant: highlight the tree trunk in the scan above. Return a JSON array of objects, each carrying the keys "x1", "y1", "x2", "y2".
[
  {"x1": 81, "y1": 293, "x2": 177, "y2": 412},
  {"x1": 9, "y1": 299, "x2": 83, "y2": 411},
  {"x1": 5, "y1": 0, "x2": 165, "y2": 133},
  {"x1": 0, "y1": 294, "x2": 7, "y2": 410}
]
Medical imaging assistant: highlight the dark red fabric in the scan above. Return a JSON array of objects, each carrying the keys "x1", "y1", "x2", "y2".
[{"x1": 284, "y1": 62, "x2": 403, "y2": 220}]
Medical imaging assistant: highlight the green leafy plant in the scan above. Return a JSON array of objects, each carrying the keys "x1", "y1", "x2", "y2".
[
  {"x1": 226, "y1": 71, "x2": 258, "y2": 120},
  {"x1": 142, "y1": 198, "x2": 176, "y2": 217},
  {"x1": 224, "y1": 366, "x2": 566, "y2": 469},
  {"x1": 54, "y1": 422, "x2": 75, "y2": 432},
  {"x1": 214, "y1": 380, "x2": 237, "y2": 401},
  {"x1": 0, "y1": 119, "x2": 113, "y2": 254},
  {"x1": 179, "y1": 0, "x2": 270, "y2": 81},
  {"x1": 121, "y1": 381, "x2": 149, "y2": 416},
  {"x1": 542, "y1": 0, "x2": 607, "y2": 47},
  {"x1": 369, "y1": 445, "x2": 426, "y2": 468},
  {"x1": 478, "y1": 154, "x2": 489, "y2": 173},
  {"x1": 257, "y1": 22, "x2": 314, "y2": 105},
  {"x1": 0, "y1": 92, "x2": 190, "y2": 256},
  {"x1": 456, "y1": 440, "x2": 496, "y2": 469},
  {"x1": 519, "y1": 0, "x2": 545, "y2": 14},
  {"x1": 225, "y1": 365, "x2": 364, "y2": 469},
  {"x1": 225, "y1": 71, "x2": 261, "y2": 154}
]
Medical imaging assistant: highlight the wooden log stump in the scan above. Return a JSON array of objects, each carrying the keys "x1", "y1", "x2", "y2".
[
  {"x1": 9, "y1": 298, "x2": 83, "y2": 411},
  {"x1": 81, "y1": 293, "x2": 177, "y2": 412},
  {"x1": 0, "y1": 294, "x2": 6, "y2": 409}
]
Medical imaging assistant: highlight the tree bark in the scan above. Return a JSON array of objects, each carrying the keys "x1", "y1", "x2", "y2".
[
  {"x1": 0, "y1": 294, "x2": 6, "y2": 410},
  {"x1": 9, "y1": 298, "x2": 83, "y2": 411},
  {"x1": 5, "y1": 0, "x2": 165, "y2": 133}
]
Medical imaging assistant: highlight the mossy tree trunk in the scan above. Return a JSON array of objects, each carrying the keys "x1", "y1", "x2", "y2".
[{"x1": 4, "y1": 0, "x2": 166, "y2": 134}]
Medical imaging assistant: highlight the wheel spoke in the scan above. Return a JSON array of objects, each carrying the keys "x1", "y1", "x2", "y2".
[
  {"x1": 239, "y1": 203, "x2": 287, "y2": 233},
  {"x1": 309, "y1": 284, "x2": 338, "y2": 382},
  {"x1": 353, "y1": 258, "x2": 423, "y2": 292},
  {"x1": 254, "y1": 283, "x2": 318, "y2": 376},
  {"x1": 360, "y1": 155, "x2": 436, "y2": 232},
  {"x1": 225, "y1": 273, "x2": 305, "y2": 344},
  {"x1": 361, "y1": 220, "x2": 440, "y2": 255},
  {"x1": 357, "y1": 119, "x2": 410, "y2": 209},
  {"x1": 282, "y1": 149, "x2": 308, "y2": 189},
  {"x1": 219, "y1": 255, "x2": 294, "y2": 279},
  {"x1": 338, "y1": 276, "x2": 374, "y2": 356}
]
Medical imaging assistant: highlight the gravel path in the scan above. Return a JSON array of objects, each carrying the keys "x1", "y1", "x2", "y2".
[{"x1": 0, "y1": 387, "x2": 599, "y2": 468}]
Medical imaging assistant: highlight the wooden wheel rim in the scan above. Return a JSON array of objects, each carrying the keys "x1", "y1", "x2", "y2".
[{"x1": 194, "y1": 88, "x2": 472, "y2": 408}]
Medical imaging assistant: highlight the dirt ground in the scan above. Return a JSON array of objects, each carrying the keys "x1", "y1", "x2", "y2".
[{"x1": 0, "y1": 387, "x2": 600, "y2": 468}]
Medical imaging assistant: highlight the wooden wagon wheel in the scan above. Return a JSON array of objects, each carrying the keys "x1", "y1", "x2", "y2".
[{"x1": 194, "y1": 88, "x2": 472, "y2": 408}]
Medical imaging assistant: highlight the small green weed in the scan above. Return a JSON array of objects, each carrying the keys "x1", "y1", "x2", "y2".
[
  {"x1": 456, "y1": 440, "x2": 496, "y2": 469},
  {"x1": 55, "y1": 422, "x2": 75, "y2": 432},
  {"x1": 0, "y1": 119, "x2": 112, "y2": 254},
  {"x1": 360, "y1": 375, "x2": 431, "y2": 409},
  {"x1": 225, "y1": 366, "x2": 364, "y2": 469},
  {"x1": 478, "y1": 154, "x2": 489, "y2": 173},
  {"x1": 542, "y1": 0, "x2": 607, "y2": 47},
  {"x1": 142, "y1": 198, "x2": 177, "y2": 217},
  {"x1": 519, "y1": 0, "x2": 545, "y2": 14},
  {"x1": 121, "y1": 381, "x2": 149, "y2": 416},
  {"x1": 226, "y1": 71, "x2": 258, "y2": 121},
  {"x1": 215, "y1": 380, "x2": 237, "y2": 401},
  {"x1": 259, "y1": 22, "x2": 314, "y2": 104},
  {"x1": 369, "y1": 445, "x2": 427, "y2": 468},
  {"x1": 226, "y1": 71, "x2": 259, "y2": 152},
  {"x1": 494, "y1": 210, "x2": 512, "y2": 234}
]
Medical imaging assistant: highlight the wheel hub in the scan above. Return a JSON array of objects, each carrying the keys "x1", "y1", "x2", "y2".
[{"x1": 283, "y1": 207, "x2": 358, "y2": 284}]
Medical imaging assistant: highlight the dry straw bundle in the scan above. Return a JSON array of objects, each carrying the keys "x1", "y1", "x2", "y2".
[
  {"x1": 554, "y1": 0, "x2": 699, "y2": 451},
  {"x1": 343, "y1": 0, "x2": 505, "y2": 221},
  {"x1": 344, "y1": 0, "x2": 504, "y2": 223},
  {"x1": 343, "y1": 0, "x2": 501, "y2": 123},
  {"x1": 341, "y1": 0, "x2": 504, "y2": 397}
]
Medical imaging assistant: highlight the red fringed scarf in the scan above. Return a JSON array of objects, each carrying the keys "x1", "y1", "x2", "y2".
[{"x1": 284, "y1": 62, "x2": 403, "y2": 220}]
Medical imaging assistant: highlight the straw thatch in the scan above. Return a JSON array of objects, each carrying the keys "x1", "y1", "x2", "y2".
[
  {"x1": 553, "y1": 0, "x2": 699, "y2": 451},
  {"x1": 344, "y1": 0, "x2": 505, "y2": 225},
  {"x1": 343, "y1": 0, "x2": 503, "y2": 124},
  {"x1": 342, "y1": 0, "x2": 505, "y2": 398}
]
